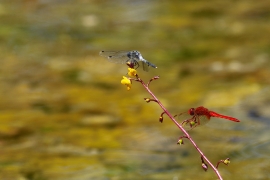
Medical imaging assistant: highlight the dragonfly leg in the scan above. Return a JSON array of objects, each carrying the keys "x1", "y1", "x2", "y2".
[
  {"x1": 197, "y1": 120, "x2": 201, "y2": 126},
  {"x1": 189, "y1": 117, "x2": 199, "y2": 129},
  {"x1": 126, "y1": 60, "x2": 140, "y2": 69},
  {"x1": 133, "y1": 61, "x2": 140, "y2": 69},
  {"x1": 181, "y1": 118, "x2": 195, "y2": 128},
  {"x1": 181, "y1": 119, "x2": 189, "y2": 126}
]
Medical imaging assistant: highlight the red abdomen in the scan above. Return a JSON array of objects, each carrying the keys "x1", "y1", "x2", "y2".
[{"x1": 209, "y1": 111, "x2": 240, "y2": 122}]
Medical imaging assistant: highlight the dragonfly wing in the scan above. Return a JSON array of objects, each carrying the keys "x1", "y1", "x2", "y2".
[
  {"x1": 175, "y1": 112, "x2": 196, "y2": 131},
  {"x1": 99, "y1": 51, "x2": 130, "y2": 64},
  {"x1": 99, "y1": 51, "x2": 128, "y2": 57},
  {"x1": 197, "y1": 115, "x2": 211, "y2": 126},
  {"x1": 141, "y1": 61, "x2": 149, "y2": 72}
]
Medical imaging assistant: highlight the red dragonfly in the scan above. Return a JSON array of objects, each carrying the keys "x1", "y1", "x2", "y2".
[{"x1": 175, "y1": 106, "x2": 240, "y2": 130}]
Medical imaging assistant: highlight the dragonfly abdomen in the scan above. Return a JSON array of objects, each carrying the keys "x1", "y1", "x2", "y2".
[{"x1": 209, "y1": 111, "x2": 240, "y2": 122}]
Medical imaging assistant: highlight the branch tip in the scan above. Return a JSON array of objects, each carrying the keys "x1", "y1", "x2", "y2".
[
  {"x1": 151, "y1": 76, "x2": 160, "y2": 80},
  {"x1": 177, "y1": 135, "x2": 188, "y2": 145},
  {"x1": 159, "y1": 116, "x2": 163, "y2": 123},
  {"x1": 216, "y1": 158, "x2": 230, "y2": 169},
  {"x1": 177, "y1": 138, "x2": 184, "y2": 145},
  {"x1": 159, "y1": 111, "x2": 166, "y2": 123},
  {"x1": 202, "y1": 163, "x2": 208, "y2": 172},
  {"x1": 147, "y1": 76, "x2": 160, "y2": 86},
  {"x1": 144, "y1": 98, "x2": 151, "y2": 103},
  {"x1": 144, "y1": 98, "x2": 157, "y2": 103},
  {"x1": 201, "y1": 156, "x2": 208, "y2": 171}
]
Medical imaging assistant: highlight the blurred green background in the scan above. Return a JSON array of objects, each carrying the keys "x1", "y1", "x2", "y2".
[{"x1": 0, "y1": 0, "x2": 270, "y2": 180}]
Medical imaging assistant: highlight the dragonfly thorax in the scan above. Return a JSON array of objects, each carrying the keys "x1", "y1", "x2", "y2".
[{"x1": 127, "y1": 51, "x2": 144, "y2": 61}]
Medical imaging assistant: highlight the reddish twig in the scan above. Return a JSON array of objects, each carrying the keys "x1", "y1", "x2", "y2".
[
  {"x1": 147, "y1": 75, "x2": 160, "y2": 87},
  {"x1": 216, "y1": 158, "x2": 230, "y2": 169},
  {"x1": 135, "y1": 75, "x2": 223, "y2": 180},
  {"x1": 159, "y1": 111, "x2": 167, "y2": 123}
]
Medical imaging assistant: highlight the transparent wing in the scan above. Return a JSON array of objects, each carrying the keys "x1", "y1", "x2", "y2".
[
  {"x1": 196, "y1": 115, "x2": 211, "y2": 126},
  {"x1": 175, "y1": 112, "x2": 193, "y2": 131},
  {"x1": 177, "y1": 113, "x2": 211, "y2": 131},
  {"x1": 99, "y1": 51, "x2": 131, "y2": 64},
  {"x1": 141, "y1": 61, "x2": 149, "y2": 72},
  {"x1": 99, "y1": 50, "x2": 157, "y2": 72}
]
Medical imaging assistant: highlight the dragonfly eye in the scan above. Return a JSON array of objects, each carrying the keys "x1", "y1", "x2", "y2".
[
  {"x1": 189, "y1": 108, "x2": 195, "y2": 115},
  {"x1": 127, "y1": 52, "x2": 131, "y2": 58},
  {"x1": 133, "y1": 52, "x2": 140, "y2": 59}
]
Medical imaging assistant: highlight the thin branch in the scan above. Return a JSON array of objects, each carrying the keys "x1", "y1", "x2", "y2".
[{"x1": 136, "y1": 77, "x2": 223, "y2": 180}]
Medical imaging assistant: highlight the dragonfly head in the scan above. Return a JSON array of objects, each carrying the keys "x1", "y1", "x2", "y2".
[{"x1": 188, "y1": 108, "x2": 195, "y2": 116}]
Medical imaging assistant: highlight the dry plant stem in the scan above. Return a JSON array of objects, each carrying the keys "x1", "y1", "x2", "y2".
[{"x1": 136, "y1": 76, "x2": 223, "y2": 180}]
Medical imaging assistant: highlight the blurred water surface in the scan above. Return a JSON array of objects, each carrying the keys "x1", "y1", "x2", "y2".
[{"x1": 0, "y1": 0, "x2": 270, "y2": 179}]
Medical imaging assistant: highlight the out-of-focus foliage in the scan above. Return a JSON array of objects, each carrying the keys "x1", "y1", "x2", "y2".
[{"x1": 0, "y1": 0, "x2": 270, "y2": 179}]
